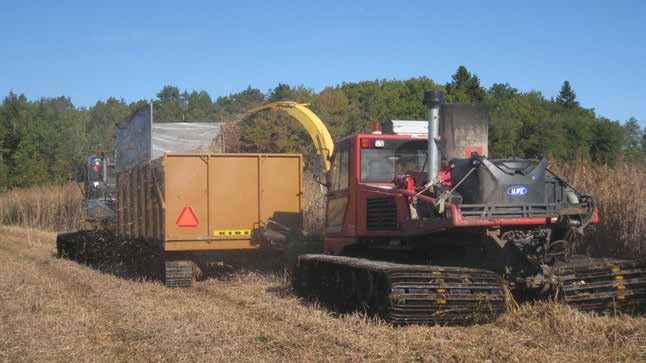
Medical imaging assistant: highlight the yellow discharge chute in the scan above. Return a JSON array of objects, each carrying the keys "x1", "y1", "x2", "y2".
[{"x1": 248, "y1": 102, "x2": 335, "y2": 172}]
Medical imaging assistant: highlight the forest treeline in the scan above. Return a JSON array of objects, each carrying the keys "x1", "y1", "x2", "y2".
[{"x1": 0, "y1": 66, "x2": 643, "y2": 190}]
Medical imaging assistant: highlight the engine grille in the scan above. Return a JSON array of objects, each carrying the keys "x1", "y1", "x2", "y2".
[{"x1": 366, "y1": 198, "x2": 398, "y2": 231}]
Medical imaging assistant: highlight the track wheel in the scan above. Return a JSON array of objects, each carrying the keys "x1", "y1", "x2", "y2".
[
  {"x1": 56, "y1": 232, "x2": 82, "y2": 260},
  {"x1": 164, "y1": 260, "x2": 193, "y2": 288},
  {"x1": 337, "y1": 267, "x2": 357, "y2": 305},
  {"x1": 355, "y1": 270, "x2": 374, "y2": 308}
]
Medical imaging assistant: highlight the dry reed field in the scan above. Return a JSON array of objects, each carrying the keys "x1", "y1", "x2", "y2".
[
  {"x1": 552, "y1": 157, "x2": 645, "y2": 257},
  {"x1": 0, "y1": 183, "x2": 84, "y2": 232},
  {"x1": 0, "y1": 226, "x2": 644, "y2": 362}
]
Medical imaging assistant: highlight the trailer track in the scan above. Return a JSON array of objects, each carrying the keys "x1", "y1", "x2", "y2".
[
  {"x1": 554, "y1": 257, "x2": 646, "y2": 314},
  {"x1": 295, "y1": 254, "x2": 506, "y2": 325},
  {"x1": 163, "y1": 260, "x2": 194, "y2": 288}
]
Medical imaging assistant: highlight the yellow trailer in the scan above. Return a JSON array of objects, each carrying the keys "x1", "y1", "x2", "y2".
[{"x1": 116, "y1": 153, "x2": 303, "y2": 286}]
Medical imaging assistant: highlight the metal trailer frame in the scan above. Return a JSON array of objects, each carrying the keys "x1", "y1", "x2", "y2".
[{"x1": 116, "y1": 153, "x2": 303, "y2": 252}]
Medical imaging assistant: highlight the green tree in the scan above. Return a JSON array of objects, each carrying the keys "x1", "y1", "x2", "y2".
[
  {"x1": 336, "y1": 77, "x2": 440, "y2": 134},
  {"x1": 12, "y1": 143, "x2": 50, "y2": 186},
  {"x1": 154, "y1": 85, "x2": 185, "y2": 121},
  {"x1": 213, "y1": 86, "x2": 265, "y2": 122},
  {"x1": 239, "y1": 84, "x2": 314, "y2": 163},
  {"x1": 590, "y1": 117, "x2": 624, "y2": 163},
  {"x1": 489, "y1": 91, "x2": 566, "y2": 159},
  {"x1": 185, "y1": 91, "x2": 214, "y2": 121},
  {"x1": 551, "y1": 106, "x2": 595, "y2": 159},
  {"x1": 87, "y1": 97, "x2": 129, "y2": 154},
  {"x1": 622, "y1": 117, "x2": 644, "y2": 160},
  {"x1": 556, "y1": 80, "x2": 579, "y2": 108},
  {"x1": 268, "y1": 84, "x2": 314, "y2": 103},
  {"x1": 10, "y1": 97, "x2": 56, "y2": 186},
  {"x1": 51, "y1": 107, "x2": 87, "y2": 181},
  {"x1": 486, "y1": 83, "x2": 521, "y2": 157},
  {"x1": 446, "y1": 66, "x2": 485, "y2": 103},
  {"x1": 0, "y1": 92, "x2": 37, "y2": 187},
  {"x1": 0, "y1": 100, "x2": 7, "y2": 190},
  {"x1": 488, "y1": 83, "x2": 519, "y2": 101},
  {"x1": 311, "y1": 87, "x2": 349, "y2": 138}
]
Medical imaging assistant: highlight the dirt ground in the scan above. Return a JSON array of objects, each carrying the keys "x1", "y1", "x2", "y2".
[{"x1": 0, "y1": 226, "x2": 644, "y2": 362}]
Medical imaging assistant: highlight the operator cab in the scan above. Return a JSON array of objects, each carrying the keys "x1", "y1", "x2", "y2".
[
  {"x1": 325, "y1": 132, "x2": 431, "y2": 238},
  {"x1": 87, "y1": 153, "x2": 116, "y2": 199},
  {"x1": 85, "y1": 152, "x2": 117, "y2": 224}
]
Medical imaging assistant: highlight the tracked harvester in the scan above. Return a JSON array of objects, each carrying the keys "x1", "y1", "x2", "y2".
[{"x1": 289, "y1": 90, "x2": 645, "y2": 324}]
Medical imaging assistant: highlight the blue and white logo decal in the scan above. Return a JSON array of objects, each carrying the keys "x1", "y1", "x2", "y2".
[{"x1": 507, "y1": 185, "x2": 528, "y2": 197}]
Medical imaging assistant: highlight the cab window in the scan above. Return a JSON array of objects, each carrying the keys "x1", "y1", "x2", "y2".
[
  {"x1": 329, "y1": 149, "x2": 349, "y2": 192},
  {"x1": 360, "y1": 139, "x2": 427, "y2": 182}
]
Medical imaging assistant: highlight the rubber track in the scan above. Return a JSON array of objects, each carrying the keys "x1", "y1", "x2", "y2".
[
  {"x1": 164, "y1": 260, "x2": 193, "y2": 288},
  {"x1": 296, "y1": 254, "x2": 506, "y2": 325},
  {"x1": 554, "y1": 257, "x2": 646, "y2": 314}
]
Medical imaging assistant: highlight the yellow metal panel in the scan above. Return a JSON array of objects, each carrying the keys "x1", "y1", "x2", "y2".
[
  {"x1": 208, "y1": 155, "x2": 260, "y2": 238},
  {"x1": 164, "y1": 155, "x2": 209, "y2": 240},
  {"x1": 164, "y1": 240, "x2": 256, "y2": 251},
  {"x1": 259, "y1": 155, "x2": 302, "y2": 229}
]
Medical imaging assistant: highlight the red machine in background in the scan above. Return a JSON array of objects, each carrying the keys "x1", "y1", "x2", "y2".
[{"x1": 294, "y1": 91, "x2": 645, "y2": 324}]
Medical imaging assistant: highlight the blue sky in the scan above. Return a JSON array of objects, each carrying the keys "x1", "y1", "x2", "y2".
[{"x1": 1, "y1": 0, "x2": 644, "y2": 125}]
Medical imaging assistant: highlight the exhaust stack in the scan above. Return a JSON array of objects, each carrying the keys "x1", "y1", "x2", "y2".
[{"x1": 423, "y1": 90, "x2": 444, "y2": 184}]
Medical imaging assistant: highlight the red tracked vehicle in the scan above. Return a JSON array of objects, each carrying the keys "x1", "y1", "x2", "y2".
[{"x1": 293, "y1": 91, "x2": 645, "y2": 324}]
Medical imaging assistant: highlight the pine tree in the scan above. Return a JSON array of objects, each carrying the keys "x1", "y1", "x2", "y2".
[
  {"x1": 186, "y1": 91, "x2": 214, "y2": 121},
  {"x1": 155, "y1": 85, "x2": 185, "y2": 121},
  {"x1": 446, "y1": 66, "x2": 485, "y2": 103},
  {"x1": 556, "y1": 80, "x2": 579, "y2": 108},
  {"x1": 622, "y1": 117, "x2": 644, "y2": 160},
  {"x1": 591, "y1": 117, "x2": 624, "y2": 163}
]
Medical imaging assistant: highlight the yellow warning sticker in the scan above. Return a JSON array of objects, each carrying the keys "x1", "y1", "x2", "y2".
[{"x1": 213, "y1": 229, "x2": 252, "y2": 237}]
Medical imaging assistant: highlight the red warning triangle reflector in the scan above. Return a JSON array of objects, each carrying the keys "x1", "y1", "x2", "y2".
[{"x1": 176, "y1": 207, "x2": 199, "y2": 227}]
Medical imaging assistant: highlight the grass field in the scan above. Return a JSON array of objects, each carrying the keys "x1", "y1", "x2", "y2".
[{"x1": 0, "y1": 226, "x2": 644, "y2": 362}]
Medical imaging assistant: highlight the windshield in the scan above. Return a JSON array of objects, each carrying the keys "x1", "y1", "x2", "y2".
[{"x1": 360, "y1": 139, "x2": 427, "y2": 182}]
